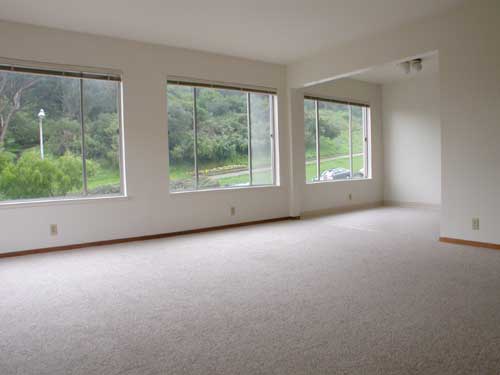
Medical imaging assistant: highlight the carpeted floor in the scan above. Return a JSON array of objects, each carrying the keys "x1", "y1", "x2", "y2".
[{"x1": 1, "y1": 207, "x2": 499, "y2": 374}]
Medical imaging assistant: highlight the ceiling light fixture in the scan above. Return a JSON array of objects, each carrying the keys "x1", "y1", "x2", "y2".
[
  {"x1": 400, "y1": 58, "x2": 423, "y2": 74},
  {"x1": 411, "y1": 58, "x2": 423, "y2": 72},
  {"x1": 400, "y1": 61, "x2": 411, "y2": 74}
]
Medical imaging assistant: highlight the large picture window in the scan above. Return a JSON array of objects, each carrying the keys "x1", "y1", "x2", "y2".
[
  {"x1": 304, "y1": 96, "x2": 370, "y2": 183},
  {"x1": 0, "y1": 63, "x2": 123, "y2": 202},
  {"x1": 167, "y1": 81, "x2": 276, "y2": 192}
]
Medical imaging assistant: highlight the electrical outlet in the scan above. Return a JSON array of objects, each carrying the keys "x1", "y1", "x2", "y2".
[
  {"x1": 230, "y1": 206, "x2": 236, "y2": 216},
  {"x1": 50, "y1": 224, "x2": 58, "y2": 236},
  {"x1": 472, "y1": 218, "x2": 480, "y2": 231},
  {"x1": 348, "y1": 193, "x2": 352, "y2": 201}
]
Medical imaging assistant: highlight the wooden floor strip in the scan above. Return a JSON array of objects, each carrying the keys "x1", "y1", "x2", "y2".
[
  {"x1": 440, "y1": 237, "x2": 500, "y2": 250},
  {"x1": 0, "y1": 216, "x2": 301, "y2": 259}
]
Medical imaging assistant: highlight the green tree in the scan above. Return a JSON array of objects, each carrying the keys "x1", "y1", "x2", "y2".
[
  {"x1": 84, "y1": 113, "x2": 119, "y2": 168},
  {"x1": 44, "y1": 117, "x2": 82, "y2": 157},
  {"x1": 0, "y1": 72, "x2": 40, "y2": 146},
  {"x1": 0, "y1": 151, "x2": 96, "y2": 200},
  {"x1": 0, "y1": 151, "x2": 61, "y2": 199}
]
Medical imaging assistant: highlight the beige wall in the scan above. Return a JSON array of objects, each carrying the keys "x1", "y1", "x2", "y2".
[
  {"x1": 383, "y1": 73, "x2": 441, "y2": 206},
  {"x1": 1, "y1": 0, "x2": 499, "y2": 251},
  {"x1": 297, "y1": 79, "x2": 384, "y2": 214},
  {"x1": 0, "y1": 21, "x2": 290, "y2": 253},
  {"x1": 288, "y1": 0, "x2": 500, "y2": 244}
]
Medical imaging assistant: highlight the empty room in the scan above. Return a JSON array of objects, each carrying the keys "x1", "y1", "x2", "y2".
[{"x1": 0, "y1": 0, "x2": 499, "y2": 374}]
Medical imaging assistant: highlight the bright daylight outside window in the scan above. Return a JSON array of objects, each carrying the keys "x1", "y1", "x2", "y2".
[
  {"x1": 304, "y1": 96, "x2": 370, "y2": 183},
  {"x1": 167, "y1": 81, "x2": 276, "y2": 192},
  {"x1": 0, "y1": 64, "x2": 123, "y2": 202}
]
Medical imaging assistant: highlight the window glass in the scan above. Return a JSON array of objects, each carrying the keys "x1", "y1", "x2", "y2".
[
  {"x1": 167, "y1": 84, "x2": 195, "y2": 192},
  {"x1": 0, "y1": 73, "x2": 84, "y2": 201},
  {"x1": 167, "y1": 83, "x2": 277, "y2": 192},
  {"x1": 304, "y1": 99, "x2": 317, "y2": 183},
  {"x1": 304, "y1": 97, "x2": 370, "y2": 183},
  {"x1": 0, "y1": 68, "x2": 123, "y2": 202},
  {"x1": 250, "y1": 93, "x2": 273, "y2": 185},
  {"x1": 83, "y1": 79, "x2": 121, "y2": 195},
  {"x1": 196, "y1": 87, "x2": 249, "y2": 189},
  {"x1": 319, "y1": 101, "x2": 351, "y2": 181},
  {"x1": 351, "y1": 105, "x2": 365, "y2": 178}
]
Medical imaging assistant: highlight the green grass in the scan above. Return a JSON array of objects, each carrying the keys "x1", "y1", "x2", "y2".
[
  {"x1": 213, "y1": 173, "x2": 249, "y2": 186},
  {"x1": 305, "y1": 130, "x2": 363, "y2": 161},
  {"x1": 169, "y1": 155, "x2": 274, "y2": 188},
  {"x1": 170, "y1": 146, "x2": 365, "y2": 189},
  {"x1": 306, "y1": 154, "x2": 364, "y2": 182},
  {"x1": 169, "y1": 155, "x2": 247, "y2": 181},
  {"x1": 216, "y1": 170, "x2": 273, "y2": 186},
  {"x1": 87, "y1": 168, "x2": 120, "y2": 191},
  {"x1": 171, "y1": 153, "x2": 365, "y2": 188},
  {"x1": 169, "y1": 164, "x2": 195, "y2": 180}
]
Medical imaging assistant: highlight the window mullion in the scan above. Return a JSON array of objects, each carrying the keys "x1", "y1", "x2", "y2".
[
  {"x1": 362, "y1": 107, "x2": 368, "y2": 178},
  {"x1": 117, "y1": 83, "x2": 125, "y2": 195},
  {"x1": 348, "y1": 104, "x2": 353, "y2": 179},
  {"x1": 79, "y1": 78, "x2": 88, "y2": 195},
  {"x1": 270, "y1": 95, "x2": 276, "y2": 185},
  {"x1": 193, "y1": 87, "x2": 199, "y2": 190},
  {"x1": 315, "y1": 100, "x2": 320, "y2": 180},
  {"x1": 247, "y1": 92, "x2": 253, "y2": 186}
]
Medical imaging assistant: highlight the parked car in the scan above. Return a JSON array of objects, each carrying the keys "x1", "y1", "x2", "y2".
[
  {"x1": 319, "y1": 167, "x2": 351, "y2": 181},
  {"x1": 353, "y1": 167, "x2": 365, "y2": 178}
]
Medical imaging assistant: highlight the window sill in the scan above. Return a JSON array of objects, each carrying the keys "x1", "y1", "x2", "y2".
[
  {"x1": 170, "y1": 184, "x2": 281, "y2": 195},
  {"x1": 0, "y1": 194, "x2": 130, "y2": 209},
  {"x1": 306, "y1": 177, "x2": 373, "y2": 186}
]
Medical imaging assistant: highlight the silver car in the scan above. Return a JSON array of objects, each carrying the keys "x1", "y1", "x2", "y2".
[{"x1": 319, "y1": 167, "x2": 351, "y2": 181}]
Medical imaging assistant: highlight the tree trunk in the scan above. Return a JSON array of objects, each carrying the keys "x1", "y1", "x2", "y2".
[{"x1": 0, "y1": 76, "x2": 41, "y2": 146}]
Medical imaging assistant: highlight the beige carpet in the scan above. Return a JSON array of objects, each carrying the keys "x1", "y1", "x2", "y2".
[{"x1": 1, "y1": 207, "x2": 499, "y2": 374}]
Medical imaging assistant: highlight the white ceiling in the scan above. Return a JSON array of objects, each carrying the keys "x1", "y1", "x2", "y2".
[
  {"x1": 353, "y1": 52, "x2": 439, "y2": 84},
  {"x1": 0, "y1": 0, "x2": 463, "y2": 64}
]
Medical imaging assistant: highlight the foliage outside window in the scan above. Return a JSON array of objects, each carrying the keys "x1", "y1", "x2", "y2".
[
  {"x1": 304, "y1": 96, "x2": 370, "y2": 183},
  {"x1": 167, "y1": 82, "x2": 276, "y2": 192},
  {"x1": 0, "y1": 64, "x2": 123, "y2": 202}
]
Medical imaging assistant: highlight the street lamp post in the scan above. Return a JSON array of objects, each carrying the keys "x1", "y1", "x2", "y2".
[{"x1": 38, "y1": 109, "x2": 46, "y2": 159}]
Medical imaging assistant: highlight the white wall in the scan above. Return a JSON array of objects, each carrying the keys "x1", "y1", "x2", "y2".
[
  {"x1": 2, "y1": 0, "x2": 499, "y2": 252},
  {"x1": 382, "y1": 73, "x2": 441, "y2": 206},
  {"x1": 298, "y1": 79, "x2": 384, "y2": 213},
  {"x1": 288, "y1": 0, "x2": 500, "y2": 244},
  {"x1": 0, "y1": 21, "x2": 291, "y2": 253}
]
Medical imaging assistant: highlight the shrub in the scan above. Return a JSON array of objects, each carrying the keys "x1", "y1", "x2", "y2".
[
  {"x1": 0, "y1": 151, "x2": 95, "y2": 200},
  {"x1": 0, "y1": 151, "x2": 14, "y2": 174},
  {"x1": 0, "y1": 151, "x2": 60, "y2": 199}
]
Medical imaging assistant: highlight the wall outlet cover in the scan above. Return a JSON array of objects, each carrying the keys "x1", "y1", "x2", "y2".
[{"x1": 472, "y1": 218, "x2": 480, "y2": 231}]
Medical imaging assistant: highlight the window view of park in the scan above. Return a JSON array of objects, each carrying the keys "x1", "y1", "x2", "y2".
[
  {"x1": 304, "y1": 98, "x2": 368, "y2": 183},
  {"x1": 168, "y1": 84, "x2": 275, "y2": 192},
  {"x1": 0, "y1": 69, "x2": 122, "y2": 202}
]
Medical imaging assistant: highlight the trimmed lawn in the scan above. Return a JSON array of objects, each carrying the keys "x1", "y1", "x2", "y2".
[
  {"x1": 216, "y1": 170, "x2": 273, "y2": 186},
  {"x1": 306, "y1": 154, "x2": 364, "y2": 182},
  {"x1": 87, "y1": 168, "x2": 120, "y2": 191}
]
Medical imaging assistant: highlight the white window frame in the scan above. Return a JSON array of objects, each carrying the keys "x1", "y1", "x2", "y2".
[
  {"x1": 0, "y1": 60, "x2": 126, "y2": 206},
  {"x1": 304, "y1": 95, "x2": 371, "y2": 184},
  {"x1": 167, "y1": 79, "x2": 278, "y2": 192}
]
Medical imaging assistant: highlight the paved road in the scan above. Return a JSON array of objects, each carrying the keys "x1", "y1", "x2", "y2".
[
  {"x1": 207, "y1": 153, "x2": 363, "y2": 180},
  {"x1": 305, "y1": 152, "x2": 363, "y2": 166}
]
